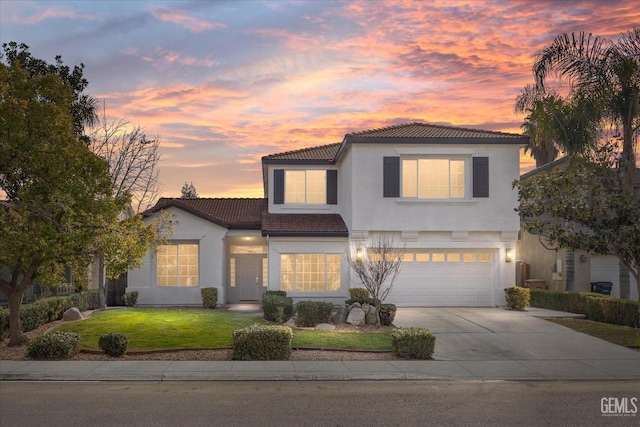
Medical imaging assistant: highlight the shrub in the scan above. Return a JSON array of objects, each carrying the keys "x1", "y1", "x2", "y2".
[
  {"x1": 65, "y1": 290, "x2": 99, "y2": 312},
  {"x1": 264, "y1": 290, "x2": 287, "y2": 297},
  {"x1": 98, "y1": 333, "x2": 129, "y2": 357},
  {"x1": 261, "y1": 292, "x2": 294, "y2": 323},
  {"x1": 530, "y1": 289, "x2": 639, "y2": 327},
  {"x1": 391, "y1": 327, "x2": 436, "y2": 359},
  {"x1": 232, "y1": 324, "x2": 292, "y2": 361},
  {"x1": 379, "y1": 303, "x2": 397, "y2": 326},
  {"x1": 26, "y1": 331, "x2": 79, "y2": 359},
  {"x1": 294, "y1": 301, "x2": 334, "y2": 327},
  {"x1": 124, "y1": 291, "x2": 139, "y2": 307},
  {"x1": 0, "y1": 310, "x2": 9, "y2": 341},
  {"x1": 504, "y1": 287, "x2": 530, "y2": 311},
  {"x1": 348, "y1": 288, "x2": 370, "y2": 304},
  {"x1": 201, "y1": 288, "x2": 218, "y2": 309}
]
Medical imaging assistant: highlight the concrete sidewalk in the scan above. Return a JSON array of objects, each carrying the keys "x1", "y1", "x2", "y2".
[{"x1": 1, "y1": 307, "x2": 639, "y2": 381}]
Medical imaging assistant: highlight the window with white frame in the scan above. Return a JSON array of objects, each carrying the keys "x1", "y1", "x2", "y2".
[
  {"x1": 285, "y1": 170, "x2": 326, "y2": 204},
  {"x1": 156, "y1": 243, "x2": 199, "y2": 287},
  {"x1": 402, "y1": 158, "x2": 465, "y2": 199},
  {"x1": 280, "y1": 253, "x2": 340, "y2": 292}
]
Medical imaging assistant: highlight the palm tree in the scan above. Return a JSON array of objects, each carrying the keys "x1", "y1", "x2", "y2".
[
  {"x1": 533, "y1": 29, "x2": 640, "y2": 194},
  {"x1": 515, "y1": 86, "x2": 560, "y2": 167}
]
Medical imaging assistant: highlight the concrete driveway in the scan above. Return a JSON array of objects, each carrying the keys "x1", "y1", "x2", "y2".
[{"x1": 393, "y1": 307, "x2": 640, "y2": 379}]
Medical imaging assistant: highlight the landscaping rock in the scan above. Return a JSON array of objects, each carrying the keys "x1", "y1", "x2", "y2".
[
  {"x1": 361, "y1": 304, "x2": 370, "y2": 314},
  {"x1": 62, "y1": 307, "x2": 84, "y2": 321},
  {"x1": 332, "y1": 305, "x2": 348, "y2": 324},
  {"x1": 365, "y1": 306, "x2": 378, "y2": 325},
  {"x1": 283, "y1": 317, "x2": 296, "y2": 328},
  {"x1": 315, "y1": 323, "x2": 336, "y2": 331},
  {"x1": 346, "y1": 307, "x2": 365, "y2": 325}
]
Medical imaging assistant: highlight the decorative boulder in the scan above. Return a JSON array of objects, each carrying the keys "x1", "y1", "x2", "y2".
[
  {"x1": 283, "y1": 317, "x2": 297, "y2": 328},
  {"x1": 332, "y1": 305, "x2": 348, "y2": 324},
  {"x1": 361, "y1": 304, "x2": 370, "y2": 315},
  {"x1": 346, "y1": 306, "x2": 365, "y2": 326},
  {"x1": 365, "y1": 306, "x2": 378, "y2": 325},
  {"x1": 62, "y1": 307, "x2": 84, "y2": 321},
  {"x1": 315, "y1": 323, "x2": 336, "y2": 331}
]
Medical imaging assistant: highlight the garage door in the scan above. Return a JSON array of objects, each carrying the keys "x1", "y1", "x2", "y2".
[{"x1": 389, "y1": 249, "x2": 496, "y2": 306}]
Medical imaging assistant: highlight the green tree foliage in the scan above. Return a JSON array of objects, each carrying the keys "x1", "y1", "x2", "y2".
[
  {"x1": 2, "y1": 41, "x2": 97, "y2": 143},
  {"x1": 515, "y1": 153, "x2": 640, "y2": 308},
  {"x1": 0, "y1": 59, "x2": 127, "y2": 345},
  {"x1": 181, "y1": 181, "x2": 198, "y2": 198},
  {"x1": 533, "y1": 29, "x2": 640, "y2": 194}
]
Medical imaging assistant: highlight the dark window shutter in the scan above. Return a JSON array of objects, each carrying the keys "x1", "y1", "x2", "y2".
[
  {"x1": 273, "y1": 169, "x2": 284, "y2": 204},
  {"x1": 326, "y1": 170, "x2": 338, "y2": 205},
  {"x1": 473, "y1": 157, "x2": 489, "y2": 198},
  {"x1": 383, "y1": 157, "x2": 400, "y2": 197}
]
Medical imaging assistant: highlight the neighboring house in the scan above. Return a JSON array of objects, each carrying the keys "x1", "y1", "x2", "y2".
[
  {"x1": 128, "y1": 122, "x2": 527, "y2": 307},
  {"x1": 516, "y1": 158, "x2": 639, "y2": 301}
]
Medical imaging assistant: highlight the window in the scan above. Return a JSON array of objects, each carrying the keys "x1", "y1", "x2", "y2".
[
  {"x1": 280, "y1": 254, "x2": 340, "y2": 292},
  {"x1": 157, "y1": 243, "x2": 198, "y2": 287},
  {"x1": 402, "y1": 159, "x2": 465, "y2": 199},
  {"x1": 285, "y1": 170, "x2": 326, "y2": 204}
]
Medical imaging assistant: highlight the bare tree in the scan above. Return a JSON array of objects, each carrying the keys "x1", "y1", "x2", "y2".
[
  {"x1": 345, "y1": 233, "x2": 404, "y2": 326},
  {"x1": 88, "y1": 107, "x2": 161, "y2": 213}
]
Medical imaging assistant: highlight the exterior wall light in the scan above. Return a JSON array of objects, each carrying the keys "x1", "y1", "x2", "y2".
[
  {"x1": 505, "y1": 248, "x2": 513, "y2": 263},
  {"x1": 356, "y1": 247, "x2": 364, "y2": 262}
]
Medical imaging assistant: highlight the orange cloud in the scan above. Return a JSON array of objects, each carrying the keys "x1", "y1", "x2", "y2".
[{"x1": 150, "y1": 6, "x2": 226, "y2": 33}]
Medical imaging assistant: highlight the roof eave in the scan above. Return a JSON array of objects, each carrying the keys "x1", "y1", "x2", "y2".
[
  {"x1": 345, "y1": 136, "x2": 529, "y2": 145},
  {"x1": 262, "y1": 231, "x2": 349, "y2": 237}
]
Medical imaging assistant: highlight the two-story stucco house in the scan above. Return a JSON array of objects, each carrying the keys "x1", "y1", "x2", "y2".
[{"x1": 127, "y1": 122, "x2": 528, "y2": 307}]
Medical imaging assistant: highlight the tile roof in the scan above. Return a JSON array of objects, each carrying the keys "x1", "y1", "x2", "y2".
[
  {"x1": 261, "y1": 213, "x2": 348, "y2": 237},
  {"x1": 344, "y1": 122, "x2": 528, "y2": 144},
  {"x1": 145, "y1": 198, "x2": 266, "y2": 229},
  {"x1": 262, "y1": 142, "x2": 341, "y2": 163}
]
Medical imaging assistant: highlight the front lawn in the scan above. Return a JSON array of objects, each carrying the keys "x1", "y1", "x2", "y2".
[
  {"x1": 547, "y1": 318, "x2": 640, "y2": 350},
  {"x1": 55, "y1": 308, "x2": 392, "y2": 352}
]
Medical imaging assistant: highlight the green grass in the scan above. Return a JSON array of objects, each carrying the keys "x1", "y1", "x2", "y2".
[
  {"x1": 547, "y1": 318, "x2": 640, "y2": 349},
  {"x1": 55, "y1": 308, "x2": 392, "y2": 352}
]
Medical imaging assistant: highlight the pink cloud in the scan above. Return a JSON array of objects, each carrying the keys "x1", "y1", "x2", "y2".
[
  {"x1": 9, "y1": 7, "x2": 96, "y2": 25},
  {"x1": 150, "y1": 6, "x2": 226, "y2": 34}
]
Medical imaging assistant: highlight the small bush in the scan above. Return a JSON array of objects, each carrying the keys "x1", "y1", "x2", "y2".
[
  {"x1": 294, "y1": 301, "x2": 334, "y2": 327},
  {"x1": 124, "y1": 291, "x2": 139, "y2": 307},
  {"x1": 98, "y1": 333, "x2": 129, "y2": 357},
  {"x1": 504, "y1": 287, "x2": 530, "y2": 311},
  {"x1": 348, "y1": 288, "x2": 370, "y2": 304},
  {"x1": 232, "y1": 323, "x2": 292, "y2": 361},
  {"x1": 0, "y1": 309, "x2": 8, "y2": 341},
  {"x1": 201, "y1": 288, "x2": 218, "y2": 309},
  {"x1": 530, "y1": 289, "x2": 639, "y2": 327},
  {"x1": 379, "y1": 303, "x2": 397, "y2": 326},
  {"x1": 26, "y1": 331, "x2": 79, "y2": 359},
  {"x1": 391, "y1": 327, "x2": 436, "y2": 359},
  {"x1": 261, "y1": 293, "x2": 294, "y2": 323},
  {"x1": 264, "y1": 290, "x2": 287, "y2": 297}
]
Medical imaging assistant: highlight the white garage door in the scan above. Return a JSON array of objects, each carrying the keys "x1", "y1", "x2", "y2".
[{"x1": 389, "y1": 249, "x2": 496, "y2": 306}]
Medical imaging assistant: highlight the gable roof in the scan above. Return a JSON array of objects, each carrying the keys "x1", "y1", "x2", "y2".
[
  {"x1": 262, "y1": 142, "x2": 341, "y2": 164},
  {"x1": 144, "y1": 198, "x2": 266, "y2": 229},
  {"x1": 262, "y1": 213, "x2": 348, "y2": 237},
  {"x1": 343, "y1": 122, "x2": 529, "y2": 145}
]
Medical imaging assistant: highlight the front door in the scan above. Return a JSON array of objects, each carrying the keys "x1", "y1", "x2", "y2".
[{"x1": 233, "y1": 255, "x2": 263, "y2": 301}]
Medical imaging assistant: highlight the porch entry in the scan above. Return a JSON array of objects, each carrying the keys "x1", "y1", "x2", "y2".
[{"x1": 227, "y1": 242, "x2": 268, "y2": 302}]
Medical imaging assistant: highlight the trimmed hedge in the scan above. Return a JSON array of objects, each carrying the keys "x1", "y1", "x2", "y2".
[
  {"x1": 504, "y1": 287, "x2": 530, "y2": 311},
  {"x1": 26, "y1": 331, "x2": 79, "y2": 359},
  {"x1": 391, "y1": 327, "x2": 436, "y2": 359},
  {"x1": 295, "y1": 301, "x2": 334, "y2": 327},
  {"x1": 348, "y1": 288, "x2": 370, "y2": 304},
  {"x1": 0, "y1": 291, "x2": 99, "y2": 340},
  {"x1": 261, "y1": 292, "x2": 294, "y2": 323},
  {"x1": 232, "y1": 323, "x2": 292, "y2": 361},
  {"x1": 200, "y1": 288, "x2": 218, "y2": 309},
  {"x1": 124, "y1": 291, "x2": 139, "y2": 307},
  {"x1": 530, "y1": 289, "x2": 639, "y2": 327},
  {"x1": 99, "y1": 333, "x2": 129, "y2": 357}
]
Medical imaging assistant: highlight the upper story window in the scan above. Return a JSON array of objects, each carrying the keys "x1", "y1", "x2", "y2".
[
  {"x1": 285, "y1": 170, "x2": 326, "y2": 204},
  {"x1": 273, "y1": 169, "x2": 338, "y2": 205},
  {"x1": 402, "y1": 159, "x2": 465, "y2": 199},
  {"x1": 384, "y1": 156, "x2": 488, "y2": 199}
]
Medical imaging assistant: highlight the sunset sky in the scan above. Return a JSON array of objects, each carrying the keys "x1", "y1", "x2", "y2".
[{"x1": 1, "y1": 1, "x2": 638, "y2": 200}]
